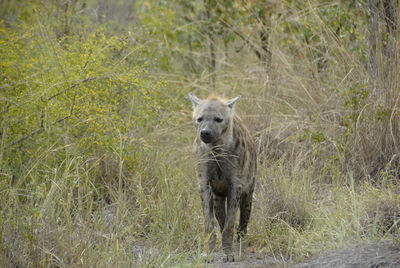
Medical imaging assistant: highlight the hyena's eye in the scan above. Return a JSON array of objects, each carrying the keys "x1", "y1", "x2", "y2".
[
  {"x1": 197, "y1": 117, "x2": 203, "y2": 123},
  {"x1": 215, "y1": 117, "x2": 223, "y2": 123}
]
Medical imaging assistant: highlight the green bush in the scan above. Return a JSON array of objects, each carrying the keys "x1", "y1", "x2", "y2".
[{"x1": 0, "y1": 7, "x2": 175, "y2": 176}]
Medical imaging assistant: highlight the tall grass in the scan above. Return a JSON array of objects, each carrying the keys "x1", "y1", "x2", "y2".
[{"x1": 1, "y1": 1, "x2": 400, "y2": 267}]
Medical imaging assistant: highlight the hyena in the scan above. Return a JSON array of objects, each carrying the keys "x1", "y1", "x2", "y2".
[{"x1": 189, "y1": 93, "x2": 257, "y2": 262}]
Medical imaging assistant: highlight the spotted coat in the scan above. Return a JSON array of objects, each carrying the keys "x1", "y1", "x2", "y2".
[{"x1": 189, "y1": 93, "x2": 257, "y2": 262}]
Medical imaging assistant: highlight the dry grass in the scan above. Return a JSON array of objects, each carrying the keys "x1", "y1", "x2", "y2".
[{"x1": 1, "y1": 1, "x2": 400, "y2": 267}]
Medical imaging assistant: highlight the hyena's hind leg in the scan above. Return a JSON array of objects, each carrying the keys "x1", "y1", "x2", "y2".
[
  {"x1": 237, "y1": 190, "x2": 254, "y2": 241},
  {"x1": 213, "y1": 195, "x2": 226, "y2": 232}
]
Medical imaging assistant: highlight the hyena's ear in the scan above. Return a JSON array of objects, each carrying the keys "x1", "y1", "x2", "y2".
[
  {"x1": 226, "y1": 95, "x2": 241, "y2": 109},
  {"x1": 189, "y1": 92, "x2": 201, "y2": 108}
]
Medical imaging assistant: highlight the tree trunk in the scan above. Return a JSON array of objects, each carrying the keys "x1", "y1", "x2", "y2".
[
  {"x1": 368, "y1": 0, "x2": 398, "y2": 82},
  {"x1": 204, "y1": 0, "x2": 216, "y2": 90},
  {"x1": 259, "y1": 27, "x2": 271, "y2": 66},
  {"x1": 368, "y1": 0, "x2": 379, "y2": 80}
]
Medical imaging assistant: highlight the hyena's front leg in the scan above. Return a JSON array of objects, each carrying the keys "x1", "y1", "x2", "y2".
[
  {"x1": 213, "y1": 195, "x2": 226, "y2": 231},
  {"x1": 199, "y1": 185, "x2": 216, "y2": 253},
  {"x1": 222, "y1": 182, "x2": 241, "y2": 262},
  {"x1": 237, "y1": 189, "x2": 253, "y2": 242}
]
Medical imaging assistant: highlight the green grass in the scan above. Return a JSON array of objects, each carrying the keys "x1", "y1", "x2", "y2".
[{"x1": 1, "y1": 0, "x2": 400, "y2": 267}]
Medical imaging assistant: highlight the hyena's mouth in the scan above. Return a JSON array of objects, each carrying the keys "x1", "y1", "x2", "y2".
[
  {"x1": 200, "y1": 130, "x2": 215, "y2": 144},
  {"x1": 200, "y1": 135, "x2": 214, "y2": 144}
]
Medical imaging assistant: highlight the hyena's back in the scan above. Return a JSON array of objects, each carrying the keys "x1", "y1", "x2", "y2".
[{"x1": 230, "y1": 115, "x2": 256, "y2": 190}]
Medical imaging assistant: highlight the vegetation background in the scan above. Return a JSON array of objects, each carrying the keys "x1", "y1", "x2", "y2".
[{"x1": 1, "y1": 0, "x2": 399, "y2": 266}]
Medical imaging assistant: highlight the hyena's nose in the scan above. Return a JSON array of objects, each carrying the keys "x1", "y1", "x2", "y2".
[{"x1": 200, "y1": 130, "x2": 212, "y2": 142}]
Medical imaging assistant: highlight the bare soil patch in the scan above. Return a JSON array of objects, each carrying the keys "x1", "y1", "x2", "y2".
[
  {"x1": 205, "y1": 241, "x2": 400, "y2": 267},
  {"x1": 293, "y1": 241, "x2": 400, "y2": 268},
  {"x1": 205, "y1": 252, "x2": 280, "y2": 268}
]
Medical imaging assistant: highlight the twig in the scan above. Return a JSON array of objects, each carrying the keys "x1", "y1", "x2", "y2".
[
  {"x1": 7, "y1": 115, "x2": 71, "y2": 148},
  {"x1": 47, "y1": 77, "x2": 96, "y2": 101}
]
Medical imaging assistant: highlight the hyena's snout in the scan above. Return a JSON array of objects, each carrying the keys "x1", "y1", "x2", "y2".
[
  {"x1": 200, "y1": 129, "x2": 212, "y2": 143},
  {"x1": 200, "y1": 127, "x2": 215, "y2": 143}
]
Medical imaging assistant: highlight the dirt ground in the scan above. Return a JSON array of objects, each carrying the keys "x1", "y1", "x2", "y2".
[
  {"x1": 204, "y1": 252, "x2": 281, "y2": 268},
  {"x1": 292, "y1": 241, "x2": 400, "y2": 268},
  {"x1": 205, "y1": 241, "x2": 400, "y2": 268}
]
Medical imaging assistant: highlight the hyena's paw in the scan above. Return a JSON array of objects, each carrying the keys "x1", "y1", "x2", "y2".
[{"x1": 223, "y1": 253, "x2": 235, "y2": 262}]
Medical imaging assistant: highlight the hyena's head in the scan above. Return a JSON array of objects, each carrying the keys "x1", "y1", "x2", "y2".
[{"x1": 189, "y1": 93, "x2": 240, "y2": 144}]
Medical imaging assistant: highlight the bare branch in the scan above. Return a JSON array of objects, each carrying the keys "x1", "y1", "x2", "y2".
[
  {"x1": 47, "y1": 76, "x2": 96, "y2": 101},
  {"x1": 7, "y1": 115, "x2": 72, "y2": 148}
]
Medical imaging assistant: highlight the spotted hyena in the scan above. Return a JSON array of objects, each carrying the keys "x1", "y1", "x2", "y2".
[{"x1": 189, "y1": 93, "x2": 257, "y2": 262}]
